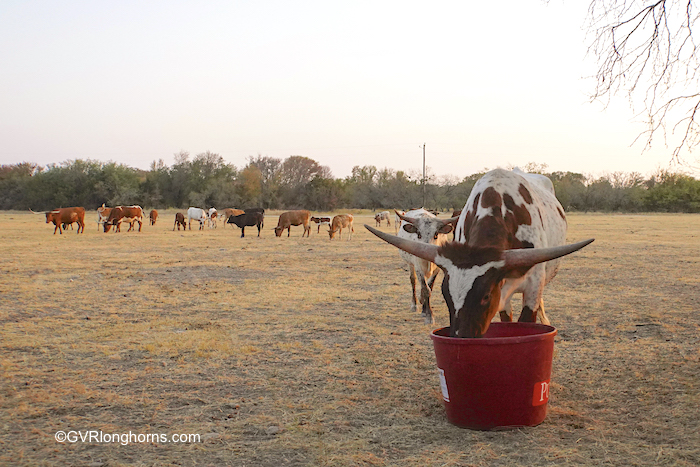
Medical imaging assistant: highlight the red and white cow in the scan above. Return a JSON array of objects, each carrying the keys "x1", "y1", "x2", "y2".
[
  {"x1": 207, "y1": 208, "x2": 218, "y2": 229},
  {"x1": 366, "y1": 168, "x2": 594, "y2": 338},
  {"x1": 97, "y1": 204, "x2": 112, "y2": 231},
  {"x1": 103, "y1": 206, "x2": 144, "y2": 232},
  {"x1": 310, "y1": 216, "x2": 331, "y2": 234},
  {"x1": 187, "y1": 207, "x2": 208, "y2": 231}
]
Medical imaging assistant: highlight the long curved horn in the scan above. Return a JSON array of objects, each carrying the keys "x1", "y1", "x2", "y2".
[
  {"x1": 394, "y1": 210, "x2": 418, "y2": 225},
  {"x1": 365, "y1": 225, "x2": 438, "y2": 262},
  {"x1": 503, "y1": 238, "x2": 594, "y2": 270},
  {"x1": 441, "y1": 215, "x2": 461, "y2": 225}
]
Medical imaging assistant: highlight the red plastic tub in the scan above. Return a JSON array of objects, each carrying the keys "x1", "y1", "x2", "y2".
[{"x1": 430, "y1": 323, "x2": 557, "y2": 430}]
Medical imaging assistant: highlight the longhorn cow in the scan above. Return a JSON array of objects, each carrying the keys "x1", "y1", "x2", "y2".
[{"x1": 366, "y1": 168, "x2": 594, "y2": 338}]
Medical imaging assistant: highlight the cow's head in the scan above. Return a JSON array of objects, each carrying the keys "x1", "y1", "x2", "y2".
[
  {"x1": 274, "y1": 226, "x2": 284, "y2": 237},
  {"x1": 328, "y1": 227, "x2": 338, "y2": 239},
  {"x1": 365, "y1": 224, "x2": 593, "y2": 338},
  {"x1": 395, "y1": 210, "x2": 456, "y2": 242}
]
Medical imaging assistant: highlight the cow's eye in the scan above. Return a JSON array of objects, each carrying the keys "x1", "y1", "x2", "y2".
[
  {"x1": 434, "y1": 232, "x2": 439, "y2": 239},
  {"x1": 481, "y1": 293, "x2": 490, "y2": 305}
]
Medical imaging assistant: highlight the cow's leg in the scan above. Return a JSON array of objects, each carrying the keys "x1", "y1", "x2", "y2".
[
  {"x1": 498, "y1": 278, "x2": 525, "y2": 322},
  {"x1": 240, "y1": 226, "x2": 245, "y2": 238},
  {"x1": 287, "y1": 226, "x2": 291, "y2": 237},
  {"x1": 408, "y1": 264, "x2": 418, "y2": 313},
  {"x1": 499, "y1": 306, "x2": 513, "y2": 322},
  {"x1": 420, "y1": 268, "x2": 440, "y2": 324},
  {"x1": 499, "y1": 296, "x2": 513, "y2": 322},
  {"x1": 257, "y1": 223, "x2": 261, "y2": 236},
  {"x1": 138, "y1": 220, "x2": 142, "y2": 232},
  {"x1": 418, "y1": 272, "x2": 435, "y2": 324},
  {"x1": 519, "y1": 266, "x2": 546, "y2": 323}
]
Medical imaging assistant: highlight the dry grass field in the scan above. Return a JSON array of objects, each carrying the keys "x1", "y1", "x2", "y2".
[{"x1": 1, "y1": 210, "x2": 699, "y2": 466}]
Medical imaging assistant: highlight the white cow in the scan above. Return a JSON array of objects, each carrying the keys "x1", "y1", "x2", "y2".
[
  {"x1": 394, "y1": 209, "x2": 457, "y2": 324},
  {"x1": 187, "y1": 207, "x2": 208, "y2": 231},
  {"x1": 374, "y1": 211, "x2": 391, "y2": 227},
  {"x1": 207, "y1": 208, "x2": 218, "y2": 229},
  {"x1": 97, "y1": 204, "x2": 112, "y2": 231}
]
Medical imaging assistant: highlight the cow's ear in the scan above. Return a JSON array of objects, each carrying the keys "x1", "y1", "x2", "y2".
[
  {"x1": 402, "y1": 224, "x2": 418, "y2": 234},
  {"x1": 438, "y1": 223, "x2": 453, "y2": 235}
]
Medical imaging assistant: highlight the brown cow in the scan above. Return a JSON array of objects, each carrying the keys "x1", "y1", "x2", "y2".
[
  {"x1": 274, "y1": 210, "x2": 311, "y2": 237},
  {"x1": 104, "y1": 205, "x2": 144, "y2": 232},
  {"x1": 149, "y1": 209, "x2": 158, "y2": 225},
  {"x1": 328, "y1": 214, "x2": 354, "y2": 240},
  {"x1": 45, "y1": 207, "x2": 85, "y2": 234},
  {"x1": 173, "y1": 212, "x2": 186, "y2": 231}
]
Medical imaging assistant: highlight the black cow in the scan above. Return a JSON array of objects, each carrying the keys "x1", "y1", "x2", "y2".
[
  {"x1": 244, "y1": 208, "x2": 265, "y2": 229},
  {"x1": 227, "y1": 211, "x2": 264, "y2": 237}
]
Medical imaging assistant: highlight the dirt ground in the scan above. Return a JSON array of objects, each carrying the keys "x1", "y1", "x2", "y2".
[{"x1": 1, "y1": 211, "x2": 699, "y2": 466}]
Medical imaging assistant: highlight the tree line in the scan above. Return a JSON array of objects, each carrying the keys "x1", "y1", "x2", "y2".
[{"x1": 1, "y1": 154, "x2": 699, "y2": 213}]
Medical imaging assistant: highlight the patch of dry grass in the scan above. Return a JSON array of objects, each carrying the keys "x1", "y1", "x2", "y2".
[{"x1": 1, "y1": 211, "x2": 699, "y2": 466}]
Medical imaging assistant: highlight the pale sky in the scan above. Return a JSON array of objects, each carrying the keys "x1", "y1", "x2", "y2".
[{"x1": 0, "y1": 1, "x2": 688, "y2": 180}]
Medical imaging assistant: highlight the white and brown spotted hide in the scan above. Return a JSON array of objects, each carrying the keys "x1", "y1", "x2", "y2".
[{"x1": 446, "y1": 168, "x2": 577, "y2": 336}]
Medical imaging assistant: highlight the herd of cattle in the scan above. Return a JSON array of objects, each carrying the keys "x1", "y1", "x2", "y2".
[
  {"x1": 41, "y1": 205, "x2": 360, "y2": 239},
  {"x1": 38, "y1": 168, "x2": 594, "y2": 338}
]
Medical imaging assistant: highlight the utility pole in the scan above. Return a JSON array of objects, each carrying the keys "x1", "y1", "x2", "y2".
[{"x1": 422, "y1": 143, "x2": 426, "y2": 208}]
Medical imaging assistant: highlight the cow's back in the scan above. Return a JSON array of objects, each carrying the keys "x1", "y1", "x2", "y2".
[{"x1": 456, "y1": 168, "x2": 567, "y2": 283}]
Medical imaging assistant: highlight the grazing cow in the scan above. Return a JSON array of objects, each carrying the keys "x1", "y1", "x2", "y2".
[
  {"x1": 274, "y1": 210, "x2": 311, "y2": 237},
  {"x1": 310, "y1": 216, "x2": 331, "y2": 233},
  {"x1": 374, "y1": 211, "x2": 391, "y2": 227},
  {"x1": 366, "y1": 168, "x2": 594, "y2": 337},
  {"x1": 187, "y1": 207, "x2": 208, "y2": 231},
  {"x1": 103, "y1": 205, "x2": 144, "y2": 232},
  {"x1": 208, "y1": 208, "x2": 218, "y2": 229},
  {"x1": 45, "y1": 207, "x2": 86, "y2": 235},
  {"x1": 149, "y1": 209, "x2": 158, "y2": 226},
  {"x1": 328, "y1": 214, "x2": 354, "y2": 240},
  {"x1": 173, "y1": 212, "x2": 186, "y2": 231},
  {"x1": 391, "y1": 209, "x2": 457, "y2": 323},
  {"x1": 97, "y1": 204, "x2": 112, "y2": 231},
  {"x1": 227, "y1": 211, "x2": 264, "y2": 237},
  {"x1": 220, "y1": 208, "x2": 244, "y2": 228}
]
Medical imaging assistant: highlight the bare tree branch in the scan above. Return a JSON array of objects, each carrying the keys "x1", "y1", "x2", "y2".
[{"x1": 587, "y1": 0, "x2": 700, "y2": 169}]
